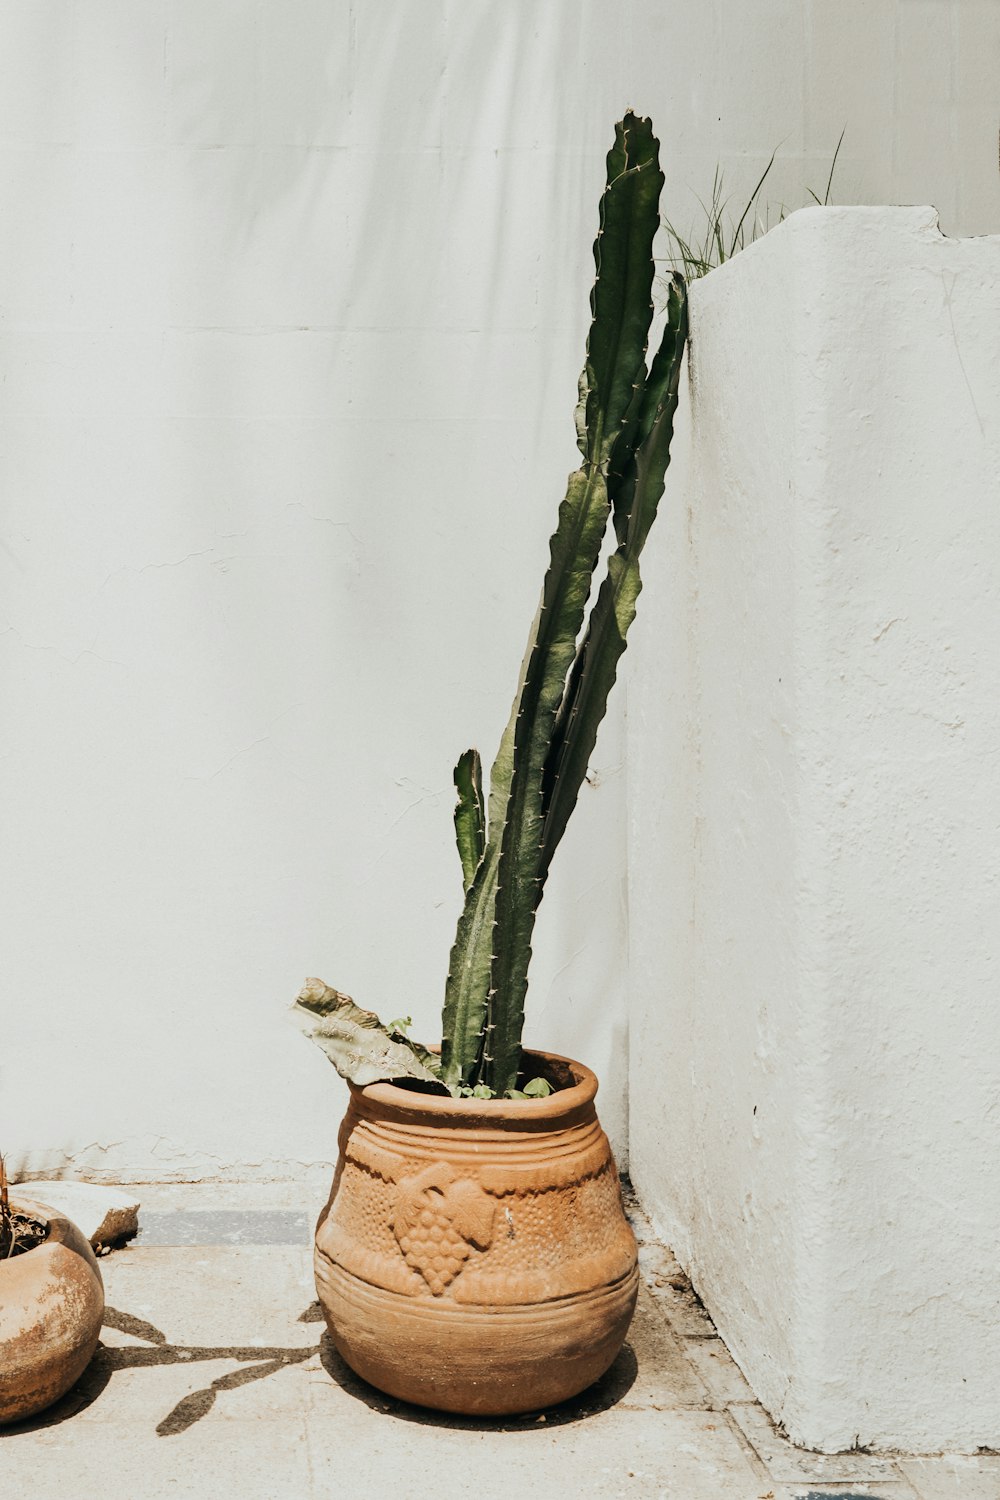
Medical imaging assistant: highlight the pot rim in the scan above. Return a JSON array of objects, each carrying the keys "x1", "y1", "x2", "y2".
[
  {"x1": 1, "y1": 1199, "x2": 103, "y2": 1282},
  {"x1": 353, "y1": 1047, "x2": 598, "y2": 1123}
]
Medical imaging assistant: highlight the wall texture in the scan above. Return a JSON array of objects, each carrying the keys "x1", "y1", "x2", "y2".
[
  {"x1": 629, "y1": 206, "x2": 1000, "y2": 1452},
  {"x1": 0, "y1": 3, "x2": 996, "y2": 1186}
]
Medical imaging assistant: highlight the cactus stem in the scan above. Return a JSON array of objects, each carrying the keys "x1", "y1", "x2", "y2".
[{"x1": 440, "y1": 114, "x2": 684, "y2": 1095}]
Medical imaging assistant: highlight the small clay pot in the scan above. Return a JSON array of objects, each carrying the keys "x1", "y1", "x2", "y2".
[
  {"x1": 314, "y1": 1051, "x2": 638, "y2": 1415},
  {"x1": 0, "y1": 1199, "x2": 105, "y2": 1424}
]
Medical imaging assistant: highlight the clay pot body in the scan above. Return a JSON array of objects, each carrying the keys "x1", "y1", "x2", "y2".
[
  {"x1": 314, "y1": 1051, "x2": 638, "y2": 1415},
  {"x1": 0, "y1": 1200, "x2": 105, "y2": 1424}
]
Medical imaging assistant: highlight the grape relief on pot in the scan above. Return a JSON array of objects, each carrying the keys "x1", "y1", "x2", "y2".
[{"x1": 390, "y1": 1163, "x2": 495, "y2": 1296}]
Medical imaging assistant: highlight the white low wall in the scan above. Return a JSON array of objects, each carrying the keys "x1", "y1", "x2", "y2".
[{"x1": 629, "y1": 205, "x2": 1000, "y2": 1452}]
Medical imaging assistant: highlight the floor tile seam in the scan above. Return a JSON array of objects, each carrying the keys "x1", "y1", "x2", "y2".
[
  {"x1": 717, "y1": 1404, "x2": 775, "y2": 1485},
  {"x1": 897, "y1": 1449, "x2": 1000, "y2": 1461},
  {"x1": 613, "y1": 1395, "x2": 719, "y2": 1413},
  {"x1": 302, "y1": 1403, "x2": 319, "y2": 1500},
  {"x1": 775, "y1": 1478, "x2": 922, "y2": 1499},
  {"x1": 772, "y1": 1486, "x2": 921, "y2": 1499},
  {"x1": 134, "y1": 1240, "x2": 314, "y2": 1249},
  {"x1": 766, "y1": 1453, "x2": 914, "y2": 1485},
  {"x1": 881, "y1": 1478, "x2": 923, "y2": 1499},
  {"x1": 638, "y1": 1319, "x2": 715, "y2": 1407},
  {"x1": 662, "y1": 1320, "x2": 719, "y2": 1341},
  {"x1": 639, "y1": 1282, "x2": 716, "y2": 1328},
  {"x1": 758, "y1": 1448, "x2": 913, "y2": 1486},
  {"x1": 895, "y1": 1454, "x2": 1000, "y2": 1500},
  {"x1": 111, "y1": 1242, "x2": 314, "y2": 1251},
  {"x1": 729, "y1": 1406, "x2": 921, "y2": 1484},
  {"x1": 640, "y1": 1293, "x2": 718, "y2": 1337},
  {"x1": 698, "y1": 1397, "x2": 761, "y2": 1415},
  {"x1": 813, "y1": 1454, "x2": 912, "y2": 1484}
]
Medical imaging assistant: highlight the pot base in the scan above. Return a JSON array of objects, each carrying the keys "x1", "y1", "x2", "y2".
[{"x1": 318, "y1": 1255, "x2": 639, "y2": 1415}]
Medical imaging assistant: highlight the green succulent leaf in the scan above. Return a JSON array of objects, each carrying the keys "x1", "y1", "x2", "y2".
[{"x1": 452, "y1": 1082, "x2": 498, "y2": 1099}]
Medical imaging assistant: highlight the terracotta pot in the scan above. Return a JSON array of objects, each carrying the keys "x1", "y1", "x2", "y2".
[
  {"x1": 0, "y1": 1199, "x2": 105, "y2": 1424},
  {"x1": 314, "y1": 1050, "x2": 638, "y2": 1415}
]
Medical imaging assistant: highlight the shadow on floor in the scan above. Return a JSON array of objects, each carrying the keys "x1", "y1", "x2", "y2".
[
  {"x1": 2, "y1": 1307, "x2": 319, "y2": 1438},
  {"x1": 2, "y1": 1302, "x2": 637, "y2": 1439}
]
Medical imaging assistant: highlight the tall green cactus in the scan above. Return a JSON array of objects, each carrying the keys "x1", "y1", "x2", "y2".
[
  {"x1": 293, "y1": 114, "x2": 687, "y2": 1099},
  {"x1": 441, "y1": 113, "x2": 688, "y2": 1096}
]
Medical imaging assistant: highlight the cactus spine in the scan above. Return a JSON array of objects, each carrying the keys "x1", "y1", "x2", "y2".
[{"x1": 441, "y1": 114, "x2": 689, "y2": 1096}]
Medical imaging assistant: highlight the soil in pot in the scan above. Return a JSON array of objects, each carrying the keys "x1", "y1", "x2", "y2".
[
  {"x1": 314, "y1": 1050, "x2": 638, "y2": 1416},
  {"x1": 1, "y1": 1206, "x2": 49, "y2": 1259}
]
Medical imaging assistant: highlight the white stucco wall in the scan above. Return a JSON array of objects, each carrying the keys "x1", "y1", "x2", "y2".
[
  {"x1": 0, "y1": 3, "x2": 996, "y2": 1187},
  {"x1": 629, "y1": 205, "x2": 1000, "y2": 1452}
]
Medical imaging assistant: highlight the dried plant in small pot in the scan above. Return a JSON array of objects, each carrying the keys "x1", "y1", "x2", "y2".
[
  {"x1": 292, "y1": 114, "x2": 688, "y2": 1416},
  {"x1": 0, "y1": 1158, "x2": 105, "y2": 1425}
]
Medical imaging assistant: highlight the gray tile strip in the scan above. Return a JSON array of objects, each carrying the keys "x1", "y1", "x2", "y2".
[{"x1": 136, "y1": 1209, "x2": 312, "y2": 1246}]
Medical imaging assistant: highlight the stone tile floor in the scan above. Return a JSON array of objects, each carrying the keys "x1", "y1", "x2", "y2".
[{"x1": 2, "y1": 1181, "x2": 997, "y2": 1499}]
